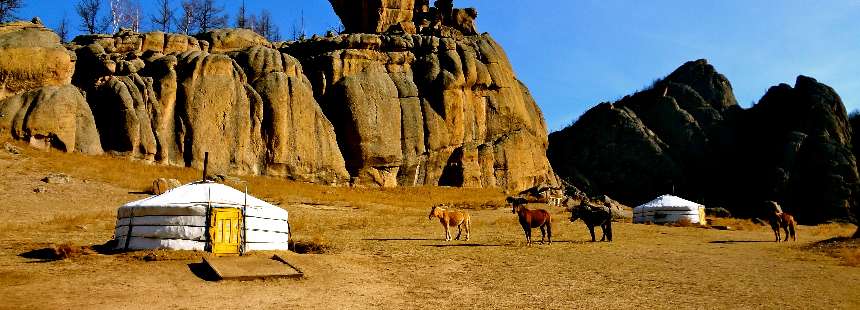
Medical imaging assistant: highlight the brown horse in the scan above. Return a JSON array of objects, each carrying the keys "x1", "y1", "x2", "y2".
[
  {"x1": 769, "y1": 212, "x2": 797, "y2": 242},
  {"x1": 428, "y1": 204, "x2": 471, "y2": 241},
  {"x1": 511, "y1": 204, "x2": 552, "y2": 245}
]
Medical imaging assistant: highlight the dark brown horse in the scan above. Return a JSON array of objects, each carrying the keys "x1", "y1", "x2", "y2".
[
  {"x1": 769, "y1": 212, "x2": 797, "y2": 242},
  {"x1": 511, "y1": 204, "x2": 552, "y2": 245}
]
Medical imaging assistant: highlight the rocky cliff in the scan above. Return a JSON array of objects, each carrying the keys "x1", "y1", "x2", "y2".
[
  {"x1": 549, "y1": 59, "x2": 859, "y2": 224},
  {"x1": 0, "y1": 21, "x2": 102, "y2": 154},
  {"x1": 0, "y1": 0, "x2": 557, "y2": 193}
]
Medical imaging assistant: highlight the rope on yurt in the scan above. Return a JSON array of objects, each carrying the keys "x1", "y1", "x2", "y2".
[{"x1": 123, "y1": 208, "x2": 135, "y2": 250}]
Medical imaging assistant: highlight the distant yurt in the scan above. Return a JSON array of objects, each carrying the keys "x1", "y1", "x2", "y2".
[
  {"x1": 633, "y1": 195, "x2": 706, "y2": 225},
  {"x1": 113, "y1": 181, "x2": 290, "y2": 254}
]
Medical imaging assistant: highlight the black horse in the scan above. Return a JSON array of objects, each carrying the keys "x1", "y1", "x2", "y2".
[{"x1": 569, "y1": 203, "x2": 613, "y2": 242}]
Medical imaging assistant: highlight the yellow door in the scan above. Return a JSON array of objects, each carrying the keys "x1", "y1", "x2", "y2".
[{"x1": 210, "y1": 208, "x2": 242, "y2": 255}]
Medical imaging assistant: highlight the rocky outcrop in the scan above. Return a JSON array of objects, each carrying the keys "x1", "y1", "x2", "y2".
[
  {"x1": 71, "y1": 29, "x2": 350, "y2": 184},
  {"x1": 738, "y1": 76, "x2": 858, "y2": 223},
  {"x1": 1, "y1": 0, "x2": 555, "y2": 193},
  {"x1": 0, "y1": 85, "x2": 102, "y2": 154},
  {"x1": 329, "y1": 0, "x2": 479, "y2": 37},
  {"x1": 329, "y1": 0, "x2": 416, "y2": 34},
  {"x1": 0, "y1": 21, "x2": 75, "y2": 100},
  {"x1": 0, "y1": 21, "x2": 102, "y2": 154},
  {"x1": 285, "y1": 31, "x2": 557, "y2": 192},
  {"x1": 549, "y1": 60, "x2": 859, "y2": 224}
]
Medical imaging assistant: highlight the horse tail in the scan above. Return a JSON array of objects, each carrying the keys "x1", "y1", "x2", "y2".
[
  {"x1": 546, "y1": 213, "x2": 552, "y2": 242},
  {"x1": 789, "y1": 220, "x2": 797, "y2": 241}
]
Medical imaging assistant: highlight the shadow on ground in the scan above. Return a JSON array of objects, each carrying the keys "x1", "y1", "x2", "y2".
[
  {"x1": 19, "y1": 240, "x2": 120, "y2": 262},
  {"x1": 187, "y1": 262, "x2": 220, "y2": 281},
  {"x1": 363, "y1": 238, "x2": 436, "y2": 241},
  {"x1": 422, "y1": 243, "x2": 503, "y2": 248},
  {"x1": 709, "y1": 240, "x2": 772, "y2": 244}
]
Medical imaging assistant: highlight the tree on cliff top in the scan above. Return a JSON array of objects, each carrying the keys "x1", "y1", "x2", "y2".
[
  {"x1": 0, "y1": 0, "x2": 24, "y2": 23},
  {"x1": 75, "y1": 0, "x2": 108, "y2": 34},
  {"x1": 235, "y1": 0, "x2": 248, "y2": 29},
  {"x1": 252, "y1": 9, "x2": 280, "y2": 42},
  {"x1": 178, "y1": 0, "x2": 225, "y2": 34},
  {"x1": 108, "y1": 0, "x2": 142, "y2": 33},
  {"x1": 150, "y1": 0, "x2": 174, "y2": 33},
  {"x1": 54, "y1": 12, "x2": 70, "y2": 43},
  {"x1": 194, "y1": 0, "x2": 226, "y2": 32}
]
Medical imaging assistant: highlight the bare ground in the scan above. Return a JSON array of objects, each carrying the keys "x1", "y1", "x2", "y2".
[{"x1": 0, "y1": 142, "x2": 858, "y2": 309}]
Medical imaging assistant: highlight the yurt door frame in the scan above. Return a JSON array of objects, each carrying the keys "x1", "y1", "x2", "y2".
[{"x1": 209, "y1": 207, "x2": 243, "y2": 256}]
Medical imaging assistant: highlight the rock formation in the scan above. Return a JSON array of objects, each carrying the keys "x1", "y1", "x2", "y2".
[
  {"x1": 284, "y1": 30, "x2": 557, "y2": 191},
  {"x1": 0, "y1": 21, "x2": 102, "y2": 154},
  {"x1": 549, "y1": 59, "x2": 860, "y2": 224},
  {"x1": 0, "y1": 1, "x2": 555, "y2": 193},
  {"x1": 329, "y1": 0, "x2": 480, "y2": 36},
  {"x1": 69, "y1": 29, "x2": 349, "y2": 184}
]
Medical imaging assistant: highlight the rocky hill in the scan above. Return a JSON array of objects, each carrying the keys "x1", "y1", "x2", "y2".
[
  {"x1": 549, "y1": 59, "x2": 859, "y2": 224},
  {"x1": 0, "y1": 1, "x2": 557, "y2": 193}
]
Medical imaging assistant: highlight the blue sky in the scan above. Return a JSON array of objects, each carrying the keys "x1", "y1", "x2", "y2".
[{"x1": 18, "y1": 0, "x2": 860, "y2": 131}]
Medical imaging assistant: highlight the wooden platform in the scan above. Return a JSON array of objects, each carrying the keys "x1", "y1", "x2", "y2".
[{"x1": 202, "y1": 255, "x2": 304, "y2": 281}]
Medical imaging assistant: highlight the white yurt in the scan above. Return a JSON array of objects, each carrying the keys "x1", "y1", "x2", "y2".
[
  {"x1": 113, "y1": 181, "x2": 290, "y2": 254},
  {"x1": 633, "y1": 194, "x2": 706, "y2": 225}
]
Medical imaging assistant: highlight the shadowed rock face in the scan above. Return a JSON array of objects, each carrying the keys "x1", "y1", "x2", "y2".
[{"x1": 549, "y1": 60, "x2": 859, "y2": 224}]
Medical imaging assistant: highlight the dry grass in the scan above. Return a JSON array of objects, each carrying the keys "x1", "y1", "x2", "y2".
[
  {"x1": 840, "y1": 248, "x2": 860, "y2": 266},
  {"x1": 43, "y1": 211, "x2": 114, "y2": 231},
  {"x1": 1, "y1": 142, "x2": 860, "y2": 309},
  {"x1": 709, "y1": 217, "x2": 767, "y2": 231},
  {"x1": 290, "y1": 236, "x2": 336, "y2": 254}
]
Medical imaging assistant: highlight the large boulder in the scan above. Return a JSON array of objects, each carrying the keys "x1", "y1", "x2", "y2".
[
  {"x1": 328, "y1": 0, "x2": 416, "y2": 34},
  {"x1": 0, "y1": 21, "x2": 75, "y2": 100},
  {"x1": 0, "y1": 85, "x2": 102, "y2": 154},
  {"x1": 196, "y1": 28, "x2": 271, "y2": 53}
]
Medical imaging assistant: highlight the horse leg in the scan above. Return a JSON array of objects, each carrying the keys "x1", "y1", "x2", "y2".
[
  {"x1": 782, "y1": 225, "x2": 790, "y2": 242},
  {"x1": 539, "y1": 225, "x2": 546, "y2": 244},
  {"x1": 455, "y1": 222, "x2": 463, "y2": 240},
  {"x1": 445, "y1": 224, "x2": 451, "y2": 241},
  {"x1": 521, "y1": 224, "x2": 532, "y2": 245},
  {"x1": 789, "y1": 224, "x2": 797, "y2": 241},
  {"x1": 599, "y1": 225, "x2": 606, "y2": 242},
  {"x1": 606, "y1": 222, "x2": 613, "y2": 242},
  {"x1": 588, "y1": 225, "x2": 596, "y2": 242},
  {"x1": 772, "y1": 226, "x2": 782, "y2": 242},
  {"x1": 465, "y1": 218, "x2": 470, "y2": 241}
]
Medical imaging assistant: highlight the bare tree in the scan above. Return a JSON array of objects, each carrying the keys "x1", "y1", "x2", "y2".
[
  {"x1": 150, "y1": 0, "x2": 173, "y2": 32},
  {"x1": 290, "y1": 10, "x2": 306, "y2": 40},
  {"x1": 55, "y1": 12, "x2": 70, "y2": 43},
  {"x1": 178, "y1": 0, "x2": 196, "y2": 34},
  {"x1": 109, "y1": 0, "x2": 141, "y2": 32},
  {"x1": 254, "y1": 10, "x2": 280, "y2": 42},
  {"x1": 76, "y1": 0, "x2": 108, "y2": 34},
  {"x1": 0, "y1": 0, "x2": 23, "y2": 23},
  {"x1": 195, "y1": 0, "x2": 226, "y2": 32},
  {"x1": 235, "y1": 0, "x2": 247, "y2": 29}
]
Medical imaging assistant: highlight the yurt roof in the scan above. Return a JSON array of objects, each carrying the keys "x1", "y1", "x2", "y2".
[
  {"x1": 635, "y1": 194, "x2": 703, "y2": 211},
  {"x1": 123, "y1": 181, "x2": 275, "y2": 208}
]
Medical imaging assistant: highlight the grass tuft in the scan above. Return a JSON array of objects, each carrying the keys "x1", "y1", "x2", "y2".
[{"x1": 290, "y1": 236, "x2": 335, "y2": 254}]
